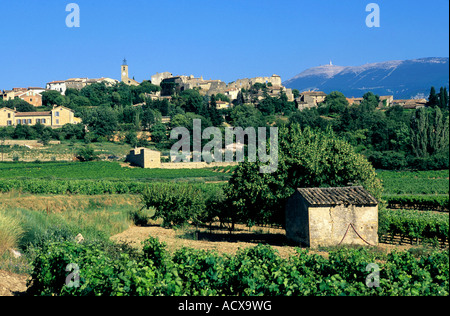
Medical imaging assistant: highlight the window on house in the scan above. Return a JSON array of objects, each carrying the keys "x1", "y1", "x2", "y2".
[
  {"x1": 7, "y1": 120, "x2": 11, "y2": 126},
  {"x1": 7, "y1": 113, "x2": 10, "y2": 118},
  {"x1": 42, "y1": 119, "x2": 46, "y2": 124},
  {"x1": 28, "y1": 119, "x2": 32, "y2": 124},
  {"x1": 17, "y1": 119, "x2": 21, "y2": 124},
  {"x1": 56, "y1": 119, "x2": 59, "y2": 125}
]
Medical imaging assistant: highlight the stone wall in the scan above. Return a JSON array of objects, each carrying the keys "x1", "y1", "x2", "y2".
[
  {"x1": 160, "y1": 161, "x2": 238, "y2": 169},
  {"x1": 286, "y1": 192, "x2": 378, "y2": 248},
  {"x1": 308, "y1": 204, "x2": 378, "y2": 248},
  {"x1": 285, "y1": 192, "x2": 310, "y2": 246}
]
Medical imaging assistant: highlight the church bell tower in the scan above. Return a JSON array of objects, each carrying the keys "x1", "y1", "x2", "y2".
[{"x1": 121, "y1": 58, "x2": 129, "y2": 82}]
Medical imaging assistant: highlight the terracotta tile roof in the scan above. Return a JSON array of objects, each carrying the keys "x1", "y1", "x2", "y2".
[
  {"x1": 15, "y1": 111, "x2": 51, "y2": 117},
  {"x1": 296, "y1": 186, "x2": 378, "y2": 206}
]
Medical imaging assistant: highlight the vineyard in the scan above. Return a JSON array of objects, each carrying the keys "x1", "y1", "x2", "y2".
[
  {"x1": 26, "y1": 237, "x2": 449, "y2": 296},
  {"x1": 1, "y1": 162, "x2": 449, "y2": 296},
  {"x1": 0, "y1": 161, "x2": 233, "y2": 182}
]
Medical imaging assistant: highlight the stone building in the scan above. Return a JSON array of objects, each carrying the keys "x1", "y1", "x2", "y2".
[
  {"x1": 125, "y1": 147, "x2": 161, "y2": 168},
  {"x1": 151, "y1": 72, "x2": 173, "y2": 86},
  {"x1": 0, "y1": 105, "x2": 82, "y2": 128},
  {"x1": 296, "y1": 91, "x2": 327, "y2": 110},
  {"x1": 285, "y1": 186, "x2": 378, "y2": 248},
  {"x1": 121, "y1": 59, "x2": 140, "y2": 86}
]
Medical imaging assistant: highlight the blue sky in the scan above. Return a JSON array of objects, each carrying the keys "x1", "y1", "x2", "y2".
[{"x1": 0, "y1": 0, "x2": 448, "y2": 89}]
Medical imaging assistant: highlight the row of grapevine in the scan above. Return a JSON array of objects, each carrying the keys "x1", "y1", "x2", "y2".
[
  {"x1": 384, "y1": 195, "x2": 449, "y2": 212},
  {"x1": 0, "y1": 161, "x2": 231, "y2": 181},
  {"x1": 27, "y1": 238, "x2": 449, "y2": 296},
  {"x1": 378, "y1": 209, "x2": 449, "y2": 245},
  {"x1": 0, "y1": 178, "x2": 225, "y2": 197}
]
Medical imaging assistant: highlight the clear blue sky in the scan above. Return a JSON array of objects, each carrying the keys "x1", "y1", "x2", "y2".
[{"x1": 0, "y1": 0, "x2": 448, "y2": 89}]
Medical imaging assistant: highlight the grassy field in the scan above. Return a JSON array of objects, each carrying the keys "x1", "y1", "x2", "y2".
[
  {"x1": 0, "y1": 141, "x2": 136, "y2": 162},
  {"x1": 377, "y1": 169, "x2": 449, "y2": 195},
  {"x1": 0, "y1": 161, "x2": 234, "y2": 182}
]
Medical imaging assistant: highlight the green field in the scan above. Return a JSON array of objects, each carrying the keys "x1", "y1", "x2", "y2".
[
  {"x1": 0, "y1": 161, "x2": 234, "y2": 182},
  {"x1": 377, "y1": 169, "x2": 449, "y2": 195}
]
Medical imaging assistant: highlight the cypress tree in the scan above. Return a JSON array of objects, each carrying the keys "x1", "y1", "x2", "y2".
[{"x1": 428, "y1": 86, "x2": 439, "y2": 107}]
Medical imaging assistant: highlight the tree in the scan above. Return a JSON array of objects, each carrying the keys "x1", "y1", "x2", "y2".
[
  {"x1": 428, "y1": 86, "x2": 439, "y2": 107},
  {"x1": 258, "y1": 96, "x2": 276, "y2": 116},
  {"x1": 125, "y1": 130, "x2": 138, "y2": 147},
  {"x1": 233, "y1": 91, "x2": 245, "y2": 106},
  {"x1": 438, "y1": 87, "x2": 449, "y2": 109},
  {"x1": 82, "y1": 106, "x2": 118, "y2": 140},
  {"x1": 41, "y1": 90, "x2": 67, "y2": 107},
  {"x1": 5, "y1": 99, "x2": 35, "y2": 112},
  {"x1": 39, "y1": 128, "x2": 53, "y2": 146},
  {"x1": 179, "y1": 89, "x2": 205, "y2": 114},
  {"x1": 207, "y1": 95, "x2": 223, "y2": 126},
  {"x1": 410, "y1": 107, "x2": 449, "y2": 157},
  {"x1": 77, "y1": 145, "x2": 98, "y2": 162},
  {"x1": 229, "y1": 104, "x2": 265, "y2": 129},
  {"x1": 224, "y1": 125, "x2": 383, "y2": 227},
  {"x1": 323, "y1": 91, "x2": 349, "y2": 115},
  {"x1": 150, "y1": 122, "x2": 168, "y2": 145}
]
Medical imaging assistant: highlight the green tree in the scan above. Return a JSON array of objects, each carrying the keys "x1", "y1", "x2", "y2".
[
  {"x1": 323, "y1": 91, "x2": 349, "y2": 115},
  {"x1": 82, "y1": 106, "x2": 118, "y2": 140},
  {"x1": 229, "y1": 104, "x2": 265, "y2": 128},
  {"x1": 76, "y1": 145, "x2": 98, "y2": 162},
  {"x1": 438, "y1": 87, "x2": 449, "y2": 109},
  {"x1": 225, "y1": 125, "x2": 383, "y2": 226},
  {"x1": 233, "y1": 91, "x2": 245, "y2": 106},
  {"x1": 41, "y1": 90, "x2": 67, "y2": 107},
  {"x1": 207, "y1": 95, "x2": 223, "y2": 126},
  {"x1": 409, "y1": 107, "x2": 449, "y2": 158},
  {"x1": 428, "y1": 86, "x2": 439, "y2": 107},
  {"x1": 151, "y1": 122, "x2": 168, "y2": 146}
]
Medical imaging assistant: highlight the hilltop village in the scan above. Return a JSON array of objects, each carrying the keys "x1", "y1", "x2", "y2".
[{"x1": 0, "y1": 59, "x2": 431, "y2": 130}]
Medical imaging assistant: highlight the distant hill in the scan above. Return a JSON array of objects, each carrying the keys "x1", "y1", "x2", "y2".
[{"x1": 283, "y1": 57, "x2": 449, "y2": 99}]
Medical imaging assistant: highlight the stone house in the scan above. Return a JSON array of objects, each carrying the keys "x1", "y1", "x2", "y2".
[
  {"x1": 296, "y1": 91, "x2": 327, "y2": 110},
  {"x1": 46, "y1": 80, "x2": 67, "y2": 95},
  {"x1": 15, "y1": 90, "x2": 42, "y2": 107},
  {"x1": 125, "y1": 147, "x2": 161, "y2": 168},
  {"x1": 285, "y1": 186, "x2": 378, "y2": 248},
  {"x1": 0, "y1": 105, "x2": 82, "y2": 128}
]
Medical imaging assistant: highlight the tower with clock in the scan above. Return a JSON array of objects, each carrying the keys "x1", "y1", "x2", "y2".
[
  {"x1": 120, "y1": 58, "x2": 140, "y2": 86},
  {"x1": 121, "y1": 58, "x2": 129, "y2": 83}
]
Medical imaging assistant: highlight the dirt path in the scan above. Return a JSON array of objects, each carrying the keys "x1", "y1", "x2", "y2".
[
  {"x1": 110, "y1": 225, "x2": 300, "y2": 258},
  {"x1": 0, "y1": 270, "x2": 28, "y2": 296}
]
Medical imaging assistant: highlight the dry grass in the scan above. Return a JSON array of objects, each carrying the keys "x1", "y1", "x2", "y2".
[
  {"x1": 0, "y1": 212, "x2": 24, "y2": 256},
  {"x1": 0, "y1": 192, "x2": 140, "y2": 213}
]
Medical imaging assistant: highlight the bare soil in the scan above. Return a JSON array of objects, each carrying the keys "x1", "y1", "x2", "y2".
[
  {"x1": 110, "y1": 223, "x2": 301, "y2": 258},
  {"x1": 0, "y1": 270, "x2": 28, "y2": 296}
]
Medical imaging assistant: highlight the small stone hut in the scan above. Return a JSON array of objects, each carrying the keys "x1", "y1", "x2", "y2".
[
  {"x1": 125, "y1": 148, "x2": 161, "y2": 168},
  {"x1": 285, "y1": 186, "x2": 379, "y2": 248}
]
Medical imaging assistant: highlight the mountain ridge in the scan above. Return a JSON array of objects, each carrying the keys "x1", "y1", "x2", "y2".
[{"x1": 283, "y1": 57, "x2": 449, "y2": 99}]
